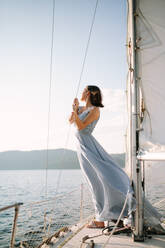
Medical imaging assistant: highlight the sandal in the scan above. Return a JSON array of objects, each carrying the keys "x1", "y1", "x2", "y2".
[{"x1": 86, "y1": 220, "x2": 105, "y2": 229}]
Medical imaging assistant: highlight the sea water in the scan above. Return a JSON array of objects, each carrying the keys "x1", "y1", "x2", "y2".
[
  {"x1": 0, "y1": 167, "x2": 165, "y2": 247},
  {"x1": 0, "y1": 170, "x2": 89, "y2": 248},
  {"x1": 0, "y1": 170, "x2": 85, "y2": 207}
]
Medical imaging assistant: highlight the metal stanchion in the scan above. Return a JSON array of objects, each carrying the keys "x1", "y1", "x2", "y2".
[{"x1": 0, "y1": 202, "x2": 23, "y2": 248}]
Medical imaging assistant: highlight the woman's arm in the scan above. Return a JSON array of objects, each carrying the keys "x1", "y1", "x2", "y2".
[
  {"x1": 69, "y1": 112, "x2": 75, "y2": 124},
  {"x1": 73, "y1": 107, "x2": 99, "y2": 130}
]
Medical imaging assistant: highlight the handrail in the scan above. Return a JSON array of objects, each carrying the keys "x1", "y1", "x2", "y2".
[
  {"x1": 0, "y1": 184, "x2": 92, "y2": 247},
  {"x1": 0, "y1": 202, "x2": 23, "y2": 213},
  {"x1": 0, "y1": 202, "x2": 23, "y2": 248}
]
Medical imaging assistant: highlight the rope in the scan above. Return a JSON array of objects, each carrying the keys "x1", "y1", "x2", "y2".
[
  {"x1": 53, "y1": 0, "x2": 100, "y2": 196},
  {"x1": 79, "y1": 191, "x2": 130, "y2": 247},
  {"x1": 102, "y1": 191, "x2": 129, "y2": 248},
  {"x1": 75, "y1": 0, "x2": 99, "y2": 97}
]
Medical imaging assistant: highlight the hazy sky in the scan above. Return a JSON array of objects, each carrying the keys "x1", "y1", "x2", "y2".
[{"x1": 0, "y1": 0, "x2": 127, "y2": 153}]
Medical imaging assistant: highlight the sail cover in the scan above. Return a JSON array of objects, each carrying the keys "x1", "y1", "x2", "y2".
[{"x1": 136, "y1": 0, "x2": 165, "y2": 152}]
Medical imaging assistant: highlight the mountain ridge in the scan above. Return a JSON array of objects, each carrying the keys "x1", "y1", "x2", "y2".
[{"x1": 0, "y1": 149, "x2": 125, "y2": 170}]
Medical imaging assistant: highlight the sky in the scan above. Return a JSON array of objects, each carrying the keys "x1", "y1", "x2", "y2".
[{"x1": 0, "y1": 0, "x2": 128, "y2": 153}]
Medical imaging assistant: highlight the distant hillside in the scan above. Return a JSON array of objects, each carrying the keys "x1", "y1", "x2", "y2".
[{"x1": 0, "y1": 149, "x2": 125, "y2": 170}]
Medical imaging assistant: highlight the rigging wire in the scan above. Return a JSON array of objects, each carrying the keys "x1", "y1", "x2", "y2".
[
  {"x1": 43, "y1": 2, "x2": 100, "y2": 235},
  {"x1": 53, "y1": 0, "x2": 100, "y2": 196},
  {"x1": 45, "y1": 0, "x2": 56, "y2": 198},
  {"x1": 44, "y1": 1, "x2": 56, "y2": 238},
  {"x1": 75, "y1": 0, "x2": 99, "y2": 97}
]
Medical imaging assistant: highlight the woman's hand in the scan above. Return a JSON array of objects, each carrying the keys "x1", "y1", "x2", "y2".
[
  {"x1": 72, "y1": 98, "x2": 79, "y2": 113},
  {"x1": 69, "y1": 98, "x2": 79, "y2": 124}
]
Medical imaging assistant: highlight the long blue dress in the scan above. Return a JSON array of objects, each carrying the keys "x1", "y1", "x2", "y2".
[
  {"x1": 74, "y1": 106, "x2": 164, "y2": 232},
  {"x1": 75, "y1": 107, "x2": 135, "y2": 221}
]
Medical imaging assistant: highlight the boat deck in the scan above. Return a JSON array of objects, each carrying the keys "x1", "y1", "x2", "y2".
[
  {"x1": 44, "y1": 218, "x2": 165, "y2": 248},
  {"x1": 62, "y1": 225, "x2": 165, "y2": 248}
]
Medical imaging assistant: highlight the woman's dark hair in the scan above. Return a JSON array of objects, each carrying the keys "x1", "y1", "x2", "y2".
[{"x1": 87, "y1": 85, "x2": 104, "y2": 108}]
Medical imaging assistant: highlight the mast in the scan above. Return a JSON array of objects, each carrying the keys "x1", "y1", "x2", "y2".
[{"x1": 128, "y1": 0, "x2": 144, "y2": 241}]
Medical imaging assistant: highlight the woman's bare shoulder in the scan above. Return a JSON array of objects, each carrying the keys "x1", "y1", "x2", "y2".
[
  {"x1": 90, "y1": 107, "x2": 100, "y2": 119},
  {"x1": 92, "y1": 106, "x2": 100, "y2": 112},
  {"x1": 79, "y1": 106, "x2": 100, "y2": 117}
]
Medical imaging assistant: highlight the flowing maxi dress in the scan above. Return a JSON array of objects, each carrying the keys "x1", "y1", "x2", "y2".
[
  {"x1": 74, "y1": 106, "x2": 164, "y2": 232},
  {"x1": 75, "y1": 107, "x2": 135, "y2": 221}
]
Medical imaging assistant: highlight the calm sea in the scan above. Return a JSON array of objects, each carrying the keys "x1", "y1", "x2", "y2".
[
  {"x1": 0, "y1": 170, "x2": 92, "y2": 248},
  {"x1": 0, "y1": 167, "x2": 165, "y2": 247}
]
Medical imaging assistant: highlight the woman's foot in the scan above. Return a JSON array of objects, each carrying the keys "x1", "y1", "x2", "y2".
[
  {"x1": 111, "y1": 219, "x2": 124, "y2": 227},
  {"x1": 86, "y1": 220, "x2": 105, "y2": 228}
]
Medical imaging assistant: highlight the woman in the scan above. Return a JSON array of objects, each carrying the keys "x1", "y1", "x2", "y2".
[{"x1": 69, "y1": 85, "x2": 134, "y2": 228}]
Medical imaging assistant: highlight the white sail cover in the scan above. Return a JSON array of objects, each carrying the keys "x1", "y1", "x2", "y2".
[
  {"x1": 126, "y1": 2, "x2": 165, "y2": 234},
  {"x1": 136, "y1": 0, "x2": 165, "y2": 152}
]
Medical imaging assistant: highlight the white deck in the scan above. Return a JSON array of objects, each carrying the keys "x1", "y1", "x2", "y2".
[
  {"x1": 62, "y1": 225, "x2": 165, "y2": 248},
  {"x1": 44, "y1": 217, "x2": 165, "y2": 248}
]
